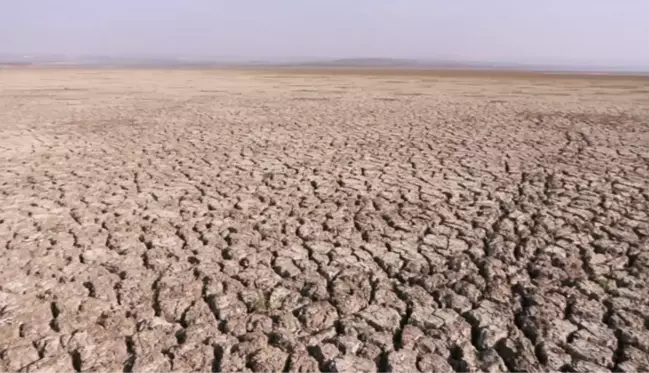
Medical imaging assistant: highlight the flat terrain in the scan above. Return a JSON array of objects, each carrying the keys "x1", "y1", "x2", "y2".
[{"x1": 1, "y1": 68, "x2": 649, "y2": 372}]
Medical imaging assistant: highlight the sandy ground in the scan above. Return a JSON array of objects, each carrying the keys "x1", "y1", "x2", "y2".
[{"x1": 1, "y1": 68, "x2": 649, "y2": 372}]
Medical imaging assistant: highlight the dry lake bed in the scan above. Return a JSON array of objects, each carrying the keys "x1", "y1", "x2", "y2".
[{"x1": 1, "y1": 68, "x2": 648, "y2": 372}]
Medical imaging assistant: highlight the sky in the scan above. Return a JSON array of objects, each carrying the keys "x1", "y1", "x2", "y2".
[{"x1": 1, "y1": 0, "x2": 648, "y2": 68}]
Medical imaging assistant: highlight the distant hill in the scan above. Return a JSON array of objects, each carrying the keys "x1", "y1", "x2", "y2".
[
  {"x1": 0, "y1": 54, "x2": 646, "y2": 74},
  {"x1": 289, "y1": 58, "x2": 423, "y2": 67}
]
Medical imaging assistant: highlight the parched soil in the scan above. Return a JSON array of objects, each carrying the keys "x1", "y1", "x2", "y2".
[{"x1": 1, "y1": 68, "x2": 649, "y2": 372}]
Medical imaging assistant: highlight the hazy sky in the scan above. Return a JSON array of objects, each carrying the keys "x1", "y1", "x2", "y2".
[{"x1": 2, "y1": 0, "x2": 648, "y2": 67}]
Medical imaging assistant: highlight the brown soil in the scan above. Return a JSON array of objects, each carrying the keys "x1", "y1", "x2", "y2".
[{"x1": 1, "y1": 69, "x2": 648, "y2": 372}]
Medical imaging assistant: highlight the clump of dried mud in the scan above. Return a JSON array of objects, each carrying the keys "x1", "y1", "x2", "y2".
[{"x1": 1, "y1": 69, "x2": 648, "y2": 372}]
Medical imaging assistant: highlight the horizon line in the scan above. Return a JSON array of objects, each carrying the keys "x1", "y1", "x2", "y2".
[{"x1": 0, "y1": 53, "x2": 647, "y2": 69}]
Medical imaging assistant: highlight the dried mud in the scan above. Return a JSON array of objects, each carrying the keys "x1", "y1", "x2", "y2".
[{"x1": 1, "y1": 69, "x2": 649, "y2": 372}]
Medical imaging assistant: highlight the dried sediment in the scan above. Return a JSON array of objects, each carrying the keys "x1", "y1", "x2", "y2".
[{"x1": 1, "y1": 69, "x2": 648, "y2": 372}]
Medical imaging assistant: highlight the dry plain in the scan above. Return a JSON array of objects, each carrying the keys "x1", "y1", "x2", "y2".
[{"x1": 1, "y1": 68, "x2": 649, "y2": 372}]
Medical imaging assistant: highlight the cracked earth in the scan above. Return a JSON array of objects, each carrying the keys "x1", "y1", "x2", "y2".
[{"x1": 1, "y1": 68, "x2": 649, "y2": 372}]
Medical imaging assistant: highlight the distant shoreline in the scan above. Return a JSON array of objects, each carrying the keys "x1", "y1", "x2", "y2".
[
  {"x1": 1, "y1": 56, "x2": 647, "y2": 75},
  {"x1": 240, "y1": 66, "x2": 649, "y2": 79},
  {"x1": 3, "y1": 64, "x2": 648, "y2": 80}
]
